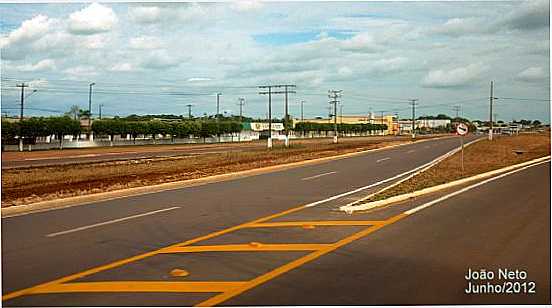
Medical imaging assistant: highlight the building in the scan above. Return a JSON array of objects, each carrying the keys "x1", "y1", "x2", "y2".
[{"x1": 399, "y1": 119, "x2": 451, "y2": 134}]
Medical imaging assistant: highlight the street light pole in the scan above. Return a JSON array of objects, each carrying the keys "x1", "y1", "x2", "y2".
[{"x1": 88, "y1": 82, "x2": 95, "y2": 139}]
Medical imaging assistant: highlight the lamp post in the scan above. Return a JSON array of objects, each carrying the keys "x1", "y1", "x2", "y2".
[{"x1": 88, "y1": 82, "x2": 95, "y2": 139}]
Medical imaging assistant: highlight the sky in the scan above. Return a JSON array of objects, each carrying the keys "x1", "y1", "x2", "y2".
[{"x1": 0, "y1": 0, "x2": 550, "y2": 122}]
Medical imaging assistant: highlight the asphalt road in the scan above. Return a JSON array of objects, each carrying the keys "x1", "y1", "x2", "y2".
[
  {"x1": 3, "y1": 135, "x2": 549, "y2": 306},
  {"x1": 1, "y1": 135, "x2": 421, "y2": 169}
]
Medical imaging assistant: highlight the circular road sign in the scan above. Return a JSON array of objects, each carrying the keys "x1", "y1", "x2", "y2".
[{"x1": 456, "y1": 123, "x2": 468, "y2": 136}]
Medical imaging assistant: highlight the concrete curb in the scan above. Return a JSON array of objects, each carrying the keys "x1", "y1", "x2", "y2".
[
  {"x1": 340, "y1": 155, "x2": 551, "y2": 213},
  {"x1": 2, "y1": 136, "x2": 450, "y2": 218},
  {"x1": 342, "y1": 137, "x2": 484, "y2": 208}
]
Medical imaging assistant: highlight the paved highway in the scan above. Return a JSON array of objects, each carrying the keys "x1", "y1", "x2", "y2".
[
  {"x1": 1, "y1": 135, "x2": 420, "y2": 169},
  {"x1": 3, "y1": 135, "x2": 548, "y2": 306}
]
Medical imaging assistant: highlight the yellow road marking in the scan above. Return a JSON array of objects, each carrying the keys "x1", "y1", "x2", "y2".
[
  {"x1": 248, "y1": 220, "x2": 385, "y2": 228},
  {"x1": 2, "y1": 205, "x2": 306, "y2": 301},
  {"x1": 196, "y1": 213, "x2": 407, "y2": 307},
  {"x1": 29, "y1": 281, "x2": 246, "y2": 294},
  {"x1": 159, "y1": 243, "x2": 331, "y2": 253}
]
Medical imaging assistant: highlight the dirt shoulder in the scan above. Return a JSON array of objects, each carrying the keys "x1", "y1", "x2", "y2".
[
  {"x1": 1, "y1": 135, "x2": 445, "y2": 207},
  {"x1": 368, "y1": 132, "x2": 550, "y2": 202}
]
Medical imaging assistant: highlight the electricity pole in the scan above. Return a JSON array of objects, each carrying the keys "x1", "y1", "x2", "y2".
[
  {"x1": 282, "y1": 85, "x2": 296, "y2": 147},
  {"x1": 237, "y1": 97, "x2": 245, "y2": 123},
  {"x1": 300, "y1": 100, "x2": 304, "y2": 122},
  {"x1": 453, "y1": 105, "x2": 461, "y2": 118},
  {"x1": 88, "y1": 82, "x2": 95, "y2": 139},
  {"x1": 340, "y1": 103, "x2": 343, "y2": 124},
  {"x1": 186, "y1": 104, "x2": 193, "y2": 119},
  {"x1": 328, "y1": 90, "x2": 342, "y2": 144},
  {"x1": 410, "y1": 99, "x2": 418, "y2": 139},
  {"x1": 99, "y1": 104, "x2": 104, "y2": 120},
  {"x1": 16, "y1": 83, "x2": 29, "y2": 152},
  {"x1": 489, "y1": 81, "x2": 494, "y2": 141},
  {"x1": 216, "y1": 92, "x2": 222, "y2": 142},
  {"x1": 380, "y1": 111, "x2": 384, "y2": 136},
  {"x1": 259, "y1": 85, "x2": 295, "y2": 149},
  {"x1": 237, "y1": 97, "x2": 245, "y2": 142}
]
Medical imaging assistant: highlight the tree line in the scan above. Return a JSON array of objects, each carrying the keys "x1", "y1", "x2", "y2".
[{"x1": 294, "y1": 122, "x2": 388, "y2": 134}]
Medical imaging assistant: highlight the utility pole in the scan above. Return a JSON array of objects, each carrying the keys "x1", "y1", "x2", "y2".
[
  {"x1": 99, "y1": 104, "x2": 104, "y2": 120},
  {"x1": 489, "y1": 81, "x2": 494, "y2": 141},
  {"x1": 259, "y1": 85, "x2": 296, "y2": 149},
  {"x1": 328, "y1": 89, "x2": 342, "y2": 144},
  {"x1": 410, "y1": 99, "x2": 418, "y2": 139},
  {"x1": 453, "y1": 105, "x2": 461, "y2": 118},
  {"x1": 88, "y1": 82, "x2": 95, "y2": 139},
  {"x1": 395, "y1": 112, "x2": 400, "y2": 135},
  {"x1": 16, "y1": 83, "x2": 29, "y2": 152},
  {"x1": 300, "y1": 100, "x2": 304, "y2": 122},
  {"x1": 186, "y1": 104, "x2": 193, "y2": 119},
  {"x1": 380, "y1": 111, "x2": 385, "y2": 136},
  {"x1": 282, "y1": 85, "x2": 296, "y2": 147},
  {"x1": 259, "y1": 86, "x2": 274, "y2": 149},
  {"x1": 340, "y1": 103, "x2": 343, "y2": 124},
  {"x1": 216, "y1": 92, "x2": 222, "y2": 142},
  {"x1": 237, "y1": 97, "x2": 245, "y2": 142},
  {"x1": 237, "y1": 97, "x2": 245, "y2": 123}
]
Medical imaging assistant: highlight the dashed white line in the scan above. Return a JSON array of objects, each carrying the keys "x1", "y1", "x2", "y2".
[
  {"x1": 45, "y1": 206, "x2": 181, "y2": 237},
  {"x1": 301, "y1": 171, "x2": 338, "y2": 181},
  {"x1": 407, "y1": 150, "x2": 416, "y2": 153},
  {"x1": 376, "y1": 157, "x2": 391, "y2": 163}
]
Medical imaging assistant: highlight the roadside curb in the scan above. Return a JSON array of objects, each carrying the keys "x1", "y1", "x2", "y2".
[
  {"x1": 342, "y1": 137, "x2": 484, "y2": 208},
  {"x1": 340, "y1": 155, "x2": 551, "y2": 213},
  {"x1": 2, "y1": 136, "x2": 451, "y2": 218}
]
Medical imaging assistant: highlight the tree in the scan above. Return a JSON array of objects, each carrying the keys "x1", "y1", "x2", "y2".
[
  {"x1": 45, "y1": 116, "x2": 81, "y2": 149},
  {"x1": 91, "y1": 119, "x2": 127, "y2": 146},
  {"x1": 65, "y1": 105, "x2": 82, "y2": 120},
  {"x1": 1, "y1": 121, "x2": 18, "y2": 147},
  {"x1": 532, "y1": 120, "x2": 541, "y2": 127},
  {"x1": 20, "y1": 117, "x2": 50, "y2": 149},
  {"x1": 126, "y1": 121, "x2": 148, "y2": 144}
]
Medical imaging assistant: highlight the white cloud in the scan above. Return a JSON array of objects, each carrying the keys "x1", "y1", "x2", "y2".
[
  {"x1": 340, "y1": 33, "x2": 383, "y2": 53},
  {"x1": 140, "y1": 50, "x2": 181, "y2": 69},
  {"x1": 110, "y1": 63, "x2": 134, "y2": 72},
  {"x1": 231, "y1": 0, "x2": 264, "y2": 12},
  {"x1": 68, "y1": 3, "x2": 118, "y2": 35},
  {"x1": 0, "y1": 14, "x2": 54, "y2": 48},
  {"x1": 129, "y1": 36, "x2": 162, "y2": 50},
  {"x1": 17, "y1": 59, "x2": 56, "y2": 72},
  {"x1": 516, "y1": 66, "x2": 547, "y2": 82},
  {"x1": 421, "y1": 63, "x2": 487, "y2": 88},
  {"x1": 28, "y1": 79, "x2": 48, "y2": 88},
  {"x1": 129, "y1": 6, "x2": 162, "y2": 24},
  {"x1": 64, "y1": 65, "x2": 98, "y2": 77},
  {"x1": 432, "y1": 17, "x2": 485, "y2": 37},
  {"x1": 187, "y1": 77, "x2": 212, "y2": 82},
  {"x1": 498, "y1": 0, "x2": 550, "y2": 31}
]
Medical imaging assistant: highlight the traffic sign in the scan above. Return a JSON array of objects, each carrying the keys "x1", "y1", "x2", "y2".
[{"x1": 457, "y1": 123, "x2": 468, "y2": 136}]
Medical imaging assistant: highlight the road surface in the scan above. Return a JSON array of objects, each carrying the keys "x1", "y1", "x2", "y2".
[
  {"x1": 3, "y1": 135, "x2": 549, "y2": 306},
  {"x1": 1, "y1": 135, "x2": 423, "y2": 169}
]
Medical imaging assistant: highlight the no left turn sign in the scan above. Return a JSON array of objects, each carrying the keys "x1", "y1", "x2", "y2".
[{"x1": 457, "y1": 123, "x2": 468, "y2": 136}]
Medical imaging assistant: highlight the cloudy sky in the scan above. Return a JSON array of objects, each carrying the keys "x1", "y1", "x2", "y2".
[{"x1": 1, "y1": 0, "x2": 550, "y2": 122}]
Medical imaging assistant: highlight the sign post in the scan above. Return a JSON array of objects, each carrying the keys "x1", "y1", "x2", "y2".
[{"x1": 456, "y1": 123, "x2": 468, "y2": 173}]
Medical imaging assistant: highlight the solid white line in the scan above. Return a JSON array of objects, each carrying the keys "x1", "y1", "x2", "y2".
[
  {"x1": 45, "y1": 206, "x2": 181, "y2": 237},
  {"x1": 376, "y1": 157, "x2": 391, "y2": 163},
  {"x1": 301, "y1": 171, "x2": 338, "y2": 181},
  {"x1": 404, "y1": 160, "x2": 550, "y2": 215}
]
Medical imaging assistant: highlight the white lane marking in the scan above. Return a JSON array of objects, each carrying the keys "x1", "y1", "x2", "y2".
[
  {"x1": 407, "y1": 150, "x2": 415, "y2": 153},
  {"x1": 376, "y1": 157, "x2": 391, "y2": 163},
  {"x1": 301, "y1": 171, "x2": 338, "y2": 181},
  {"x1": 306, "y1": 140, "x2": 483, "y2": 208},
  {"x1": 404, "y1": 160, "x2": 550, "y2": 215},
  {"x1": 45, "y1": 206, "x2": 181, "y2": 238}
]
